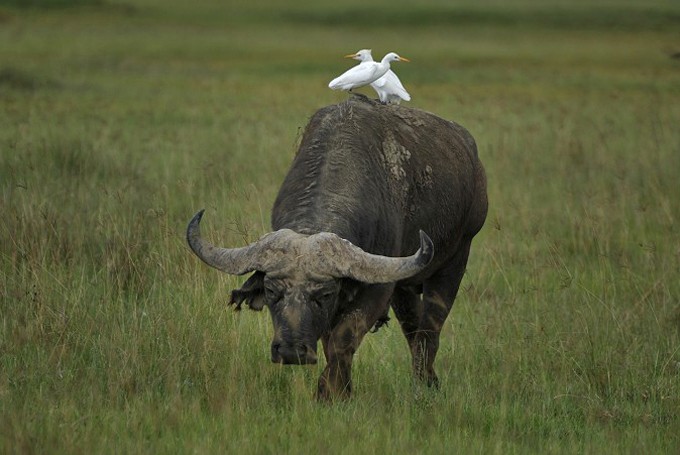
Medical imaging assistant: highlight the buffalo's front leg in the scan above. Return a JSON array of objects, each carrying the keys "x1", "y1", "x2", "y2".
[
  {"x1": 316, "y1": 312, "x2": 368, "y2": 401},
  {"x1": 317, "y1": 343, "x2": 353, "y2": 400},
  {"x1": 316, "y1": 284, "x2": 392, "y2": 401}
]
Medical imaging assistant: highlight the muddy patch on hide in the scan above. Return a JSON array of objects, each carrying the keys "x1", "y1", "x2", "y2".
[
  {"x1": 381, "y1": 130, "x2": 411, "y2": 181},
  {"x1": 380, "y1": 130, "x2": 413, "y2": 210},
  {"x1": 418, "y1": 165, "x2": 434, "y2": 188}
]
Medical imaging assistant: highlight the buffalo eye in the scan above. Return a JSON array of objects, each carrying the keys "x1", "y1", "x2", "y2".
[
  {"x1": 312, "y1": 289, "x2": 337, "y2": 308},
  {"x1": 264, "y1": 279, "x2": 284, "y2": 303}
]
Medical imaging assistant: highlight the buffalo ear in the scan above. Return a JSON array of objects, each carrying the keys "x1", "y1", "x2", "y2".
[{"x1": 229, "y1": 271, "x2": 266, "y2": 311}]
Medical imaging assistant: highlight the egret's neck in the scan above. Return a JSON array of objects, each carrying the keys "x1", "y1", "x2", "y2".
[{"x1": 376, "y1": 58, "x2": 392, "y2": 75}]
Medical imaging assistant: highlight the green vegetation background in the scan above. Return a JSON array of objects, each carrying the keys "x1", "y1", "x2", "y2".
[{"x1": 1, "y1": 0, "x2": 679, "y2": 453}]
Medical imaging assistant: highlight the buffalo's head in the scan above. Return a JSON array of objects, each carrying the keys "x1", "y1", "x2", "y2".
[{"x1": 186, "y1": 210, "x2": 433, "y2": 365}]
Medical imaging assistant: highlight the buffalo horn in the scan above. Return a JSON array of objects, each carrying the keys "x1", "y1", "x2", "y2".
[
  {"x1": 311, "y1": 230, "x2": 434, "y2": 283},
  {"x1": 186, "y1": 210, "x2": 296, "y2": 275},
  {"x1": 188, "y1": 210, "x2": 434, "y2": 283}
]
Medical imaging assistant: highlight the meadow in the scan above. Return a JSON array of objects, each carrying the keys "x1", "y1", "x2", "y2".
[{"x1": 1, "y1": 0, "x2": 679, "y2": 452}]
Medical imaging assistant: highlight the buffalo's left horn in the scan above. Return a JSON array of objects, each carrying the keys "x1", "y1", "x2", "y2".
[
  {"x1": 310, "y1": 230, "x2": 434, "y2": 283},
  {"x1": 186, "y1": 209, "x2": 297, "y2": 275}
]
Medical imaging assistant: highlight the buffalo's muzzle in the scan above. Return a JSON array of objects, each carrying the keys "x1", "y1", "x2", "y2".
[{"x1": 271, "y1": 342, "x2": 318, "y2": 365}]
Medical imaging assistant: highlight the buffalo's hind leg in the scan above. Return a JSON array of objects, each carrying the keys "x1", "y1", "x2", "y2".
[
  {"x1": 390, "y1": 285, "x2": 423, "y2": 364},
  {"x1": 393, "y1": 241, "x2": 471, "y2": 388}
]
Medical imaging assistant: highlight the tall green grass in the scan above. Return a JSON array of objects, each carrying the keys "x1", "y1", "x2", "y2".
[{"x1": 1, "y1": 0, "x2": 679, "y2": 452}]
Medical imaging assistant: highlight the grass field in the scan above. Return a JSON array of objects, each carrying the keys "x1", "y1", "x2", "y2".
[{"x1": 1, "y1": 0, "x2": 679, "y2": 452}]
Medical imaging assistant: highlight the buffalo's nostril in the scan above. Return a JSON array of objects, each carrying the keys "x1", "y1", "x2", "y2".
[
  {"x1": 305, "y1": 348, "x2": 318, "y2": 364},
  {"x1": 271, "y1": 343, "x2": 283, "y2": 363},
  {"x1": 271, "y1": 342, "x2": 318, "y2": 365}
]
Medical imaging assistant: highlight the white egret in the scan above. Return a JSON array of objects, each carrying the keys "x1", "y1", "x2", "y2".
[
  {"x1": 328, "y1": 51, "x2": 410, "y2": 92},
  {"x1": 347, "y1": 49, "x2": 411, "y2": 104}
]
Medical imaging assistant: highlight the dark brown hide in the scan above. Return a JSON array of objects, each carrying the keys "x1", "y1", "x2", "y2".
[{"x1": 188, "y1": 94, "x2": 487, "y2": 400}]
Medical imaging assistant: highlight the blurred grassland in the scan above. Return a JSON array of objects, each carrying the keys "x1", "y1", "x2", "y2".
[{"x1": 1, "y1": 0, "x2": 679, "y2": 453}]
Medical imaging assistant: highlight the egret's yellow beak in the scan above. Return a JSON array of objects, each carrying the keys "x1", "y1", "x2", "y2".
[
  {"x1": 398, "y1": 56, "x2": 411, "y2": 62},
  {"x1": 344, "y1": 53, "x2": 358, "y2": 59}
]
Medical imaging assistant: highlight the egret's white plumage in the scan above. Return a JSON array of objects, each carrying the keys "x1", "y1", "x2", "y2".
[
  {"x1": 348, "y1": 49, "x2": 411, "y2": 104},
  {"x1": 371, "y1": 71, "x2": 411, "y2": 104},
  {"x1": 328, "y1": 51, "x2": 410, "y2": 92}
]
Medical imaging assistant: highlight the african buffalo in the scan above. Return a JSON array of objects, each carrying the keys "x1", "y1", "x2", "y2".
[{"x1": 187, "y1": 94, "x2": 488, "y2": 400}]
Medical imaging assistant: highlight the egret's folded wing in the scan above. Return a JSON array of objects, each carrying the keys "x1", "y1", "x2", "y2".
[
  {"x1": 372, "y1": 73, "x2": 391, "y2": 88},
  {"x1": 329, "y1": 62, "x2": 378, "y2": 90}
]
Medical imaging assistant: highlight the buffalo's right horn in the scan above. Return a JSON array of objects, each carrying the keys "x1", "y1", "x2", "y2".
[{"x1": 186, "y1": 210, "x2": 297, "y2": 275}]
